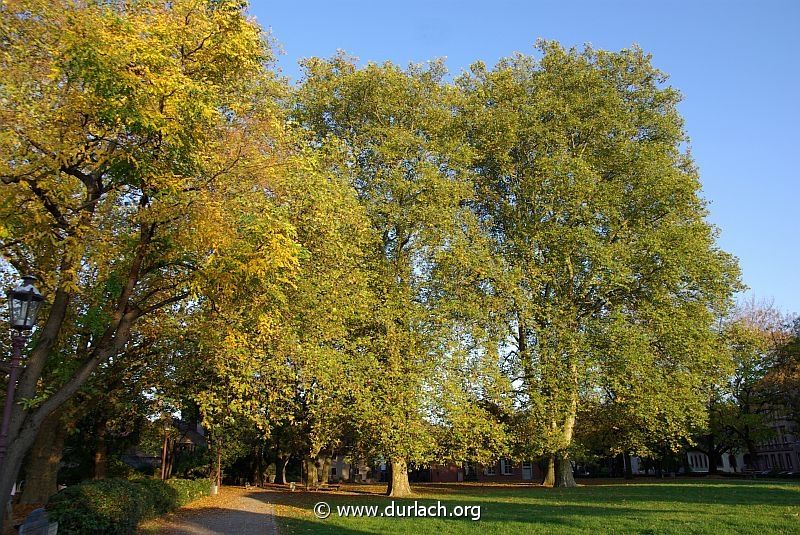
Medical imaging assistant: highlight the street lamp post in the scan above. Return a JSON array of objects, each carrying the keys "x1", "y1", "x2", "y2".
[{"x1": 0, "y1": 276, "x2": 44, "y2": 471}]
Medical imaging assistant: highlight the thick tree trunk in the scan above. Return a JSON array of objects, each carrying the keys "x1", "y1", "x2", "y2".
[
  {"x1": 708, "y1": 456, "x2": 718, "y2": 474},
  {"x1": 93, "y1": 419, "x2": 108, "y2": 480},
  {"x1": 250, "y1": 445, "x2": 264, "y2": 486},
  {"x1": 706, "y1": 435, "x2": 719, "y2": 475},
  {"x1": 542, "y1": 456, "x2": 555, "y2": 487},
  {"x1": 0, "y1": 417, "x2": 41, "y2": 532},
  {"x1": 386, "y1": 457, "x2": 412, "y2": 497},
  {"x1": 320, "y1": 456, "x2": 332, "y2": 486},
  {"x1": 19, "y1": 408, "x2": 66, "y2": 504},
  {"x1": 555, "y1": 454, "x2": 576, "y2": 487},
  {"x1": 553, "y1": 386, "x2": 578, "y2": 488},
  {"x1": 304, "y1": 456, "x2": 318, "y2": 490},
  {"x1": 277, "y1": 455, "x2": 289, "y2": 485}
]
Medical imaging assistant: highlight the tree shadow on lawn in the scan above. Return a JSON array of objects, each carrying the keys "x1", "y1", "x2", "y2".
[
  {"x1": 261, "y1": 489, "x2": 800, "y2": 535},
  {"x1": 259, "y1": 480, "x2": 800, "y2": 525},
  {"x1": 264, "y1": 496, "x2": 723, "y2": 535},
  {"x1": 415, "y1": 480, "x2": 800, "y2": 507}
]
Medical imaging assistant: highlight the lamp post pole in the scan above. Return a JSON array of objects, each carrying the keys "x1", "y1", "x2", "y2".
[
  {"x1": 0, "y1": 333, "x2": 25, "y2": 472},
  {"x1": 1, "y1": 275, "x2": 44, "y2": 475},
  {"x1": 0, "y1": 276, "x2": 43, "y2": 529}
]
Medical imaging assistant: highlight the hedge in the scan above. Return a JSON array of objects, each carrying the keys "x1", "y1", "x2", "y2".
[
  {"x1": 163, "y1": 478, "x2": 214, "y2": 507},
  {"x1": 46, "y1": 478, "x2": 212, "y2": 535}
]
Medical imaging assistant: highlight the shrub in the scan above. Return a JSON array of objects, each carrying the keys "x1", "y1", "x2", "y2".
[
  {"x1": 107, "y1": 458, "x2": 144, "y2": 479},
  {"x1": 172, "y1": 445, "x2": 211, "y2": 479},
  {"x1": 46, "y1": 478, "x2": 212, "y2": 535},
  {"x1": 165, "y1": 478, "x2": 213, "y2": 506}
]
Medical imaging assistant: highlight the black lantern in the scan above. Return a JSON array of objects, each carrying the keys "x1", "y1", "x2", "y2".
[{"x1": 7, "y1": 275, "x2": 44, "y2": 331}]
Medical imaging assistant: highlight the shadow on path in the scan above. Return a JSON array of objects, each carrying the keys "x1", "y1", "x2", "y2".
[{"x1": 151, "y1": 490, "x2": 276, "y2": 535}]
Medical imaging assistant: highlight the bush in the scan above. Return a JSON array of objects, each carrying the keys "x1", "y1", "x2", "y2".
[
  {"x1": 46, "y1": 478, "x2": 212, "y2": 535},
  {"x1": 172, "y1": 445, "x2": 211, "y2": 479},
  {"x1": 165, "y1": 478, "x2": 214, "y2": 506},
  {"x1": 107, "y1": 458, "x2": 144, "y2": 479}
]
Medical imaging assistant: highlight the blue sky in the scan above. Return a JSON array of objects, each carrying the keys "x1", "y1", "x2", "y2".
[{"x1": 249, "y1": 1, "x2": 800, "y2": 315}]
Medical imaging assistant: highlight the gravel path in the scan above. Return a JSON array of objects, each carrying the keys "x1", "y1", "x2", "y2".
[{"x1": 148, "y1": 487, "x2": 277, "y2": 535}]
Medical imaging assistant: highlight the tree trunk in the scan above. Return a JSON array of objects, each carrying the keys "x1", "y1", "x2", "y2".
[
  {"x1": 277, "y1": 455, "x2": 289, "y2": 485},
  {"x1": 160, "y1": 432, "x2": 170, "y2": 480},
  {"x1": 624, "y1": 452, "x2": 633, "y2": 479},
  {"x1": 708, "y1": 455, "x2": 718, "y2": 474},
  {"x1": 19, "y1": 408, "x2": 66, "y2": 504},
  {"x1": 555, "y1": 454, "x2": 577, "y2": 487},
  {"x1": 319, "y1": 456, "x2": 332, "y2": 486},
  {"x1": 542, "y1": 456, "x2": 555, "y2": 487},
  {"x1": 93, "y1": 419, "x2": 108, "y2": 480},
  {"x1": 215, "y1": 434, "x2": 223, "y2": 488},
  {"x1": 0, "y1": 418, "x2": 42, "y2": 532},
  {"x1": 0, "y1": 292, "x2": 138, "y2": 532},
  {"x1": 304, "y1": 456, "x2": 318, "y2": 490},
  {"x1": 553, "y1": 388, "x2": 578, "y2": 488},
  {"x1": 386, "y1": 457, "x2": 412, "y2": 497},
  {"x1": 706, "y1": 434, "x2": 719, "y2": 475},
  {"x1": 745, "y1": 439, "x2": 759, "y2": 470}
]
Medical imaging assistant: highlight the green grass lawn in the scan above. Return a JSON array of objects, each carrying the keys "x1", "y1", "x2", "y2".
[{"x1": 270, "y1": 479, "x2": 800, "y2": 534}]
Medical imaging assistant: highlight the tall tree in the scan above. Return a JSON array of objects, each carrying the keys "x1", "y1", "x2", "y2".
[
  {"x1": 0, "y1": 0, "x2": 299, "y2": 522},
  {"x1": 457, "y1": 42, "x2": 740, "y2": 486},
  {"x1": 294, "y1": 55, "x2": 482, "y2": 496},
  {"x1": 188, "y1": 142, "x2": 375, "y2": 489}
]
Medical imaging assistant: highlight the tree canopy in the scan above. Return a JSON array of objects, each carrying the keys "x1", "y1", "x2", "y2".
[{"x1": 0, "y1": 2, "x2": 752, "y2": 519}]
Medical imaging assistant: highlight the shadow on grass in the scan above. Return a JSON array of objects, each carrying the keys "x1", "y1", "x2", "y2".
[
  {"x1": 409, "y1": 480, "x2": 800, "y2": 507},
  {"x1": 253, "y1": 480, "x2": 800, "y2": 534}
]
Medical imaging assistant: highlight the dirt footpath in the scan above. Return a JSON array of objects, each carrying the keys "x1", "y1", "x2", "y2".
[{"x1": 141, "y1": 486, "x2": 277, "y2": 535}]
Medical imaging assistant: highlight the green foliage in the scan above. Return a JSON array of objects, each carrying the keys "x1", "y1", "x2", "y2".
[
  {"x1": 1, "y1": 0, "x2": 745, "y2": 499},
  {"x1": 0, "y1": 0, "x2": 301, "y2": 515},
  {"x1": 294, "y1": 54, "x2": 508, "y2": 480},
  {"x1": 697, "y1": 302, "x2": 796, "y2": 462},
  {"x1": 172, "y1": 446, "x2": 212, "y2": 480},
  {"x1": 164, "y1": 478, "x2": 214, "y2": 507},
  {"x1": 457, "y1": 42, "x2": 742, "y2": 470},
  {"x1": 46, "y1": 478, "x2": 210, "y2": 535}
]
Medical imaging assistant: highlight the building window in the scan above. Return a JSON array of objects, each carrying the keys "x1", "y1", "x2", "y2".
[
  {"x1": 787, "y1": 454, "x2": 793, "y2": 469},
  {"x1": 500, "y1": 458, "x2": 513, "y2": 475},
  {"x1": 331, "y1": 466, "x2": 337, "y2": 476},
  {"x1": 485, "y1": 464, "x2": 496, "y2": 476}
]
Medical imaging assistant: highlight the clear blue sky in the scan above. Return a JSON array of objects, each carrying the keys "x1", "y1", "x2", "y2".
[{"x1": 249, "y1": 0, "x2": 800, "y2": 315}]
